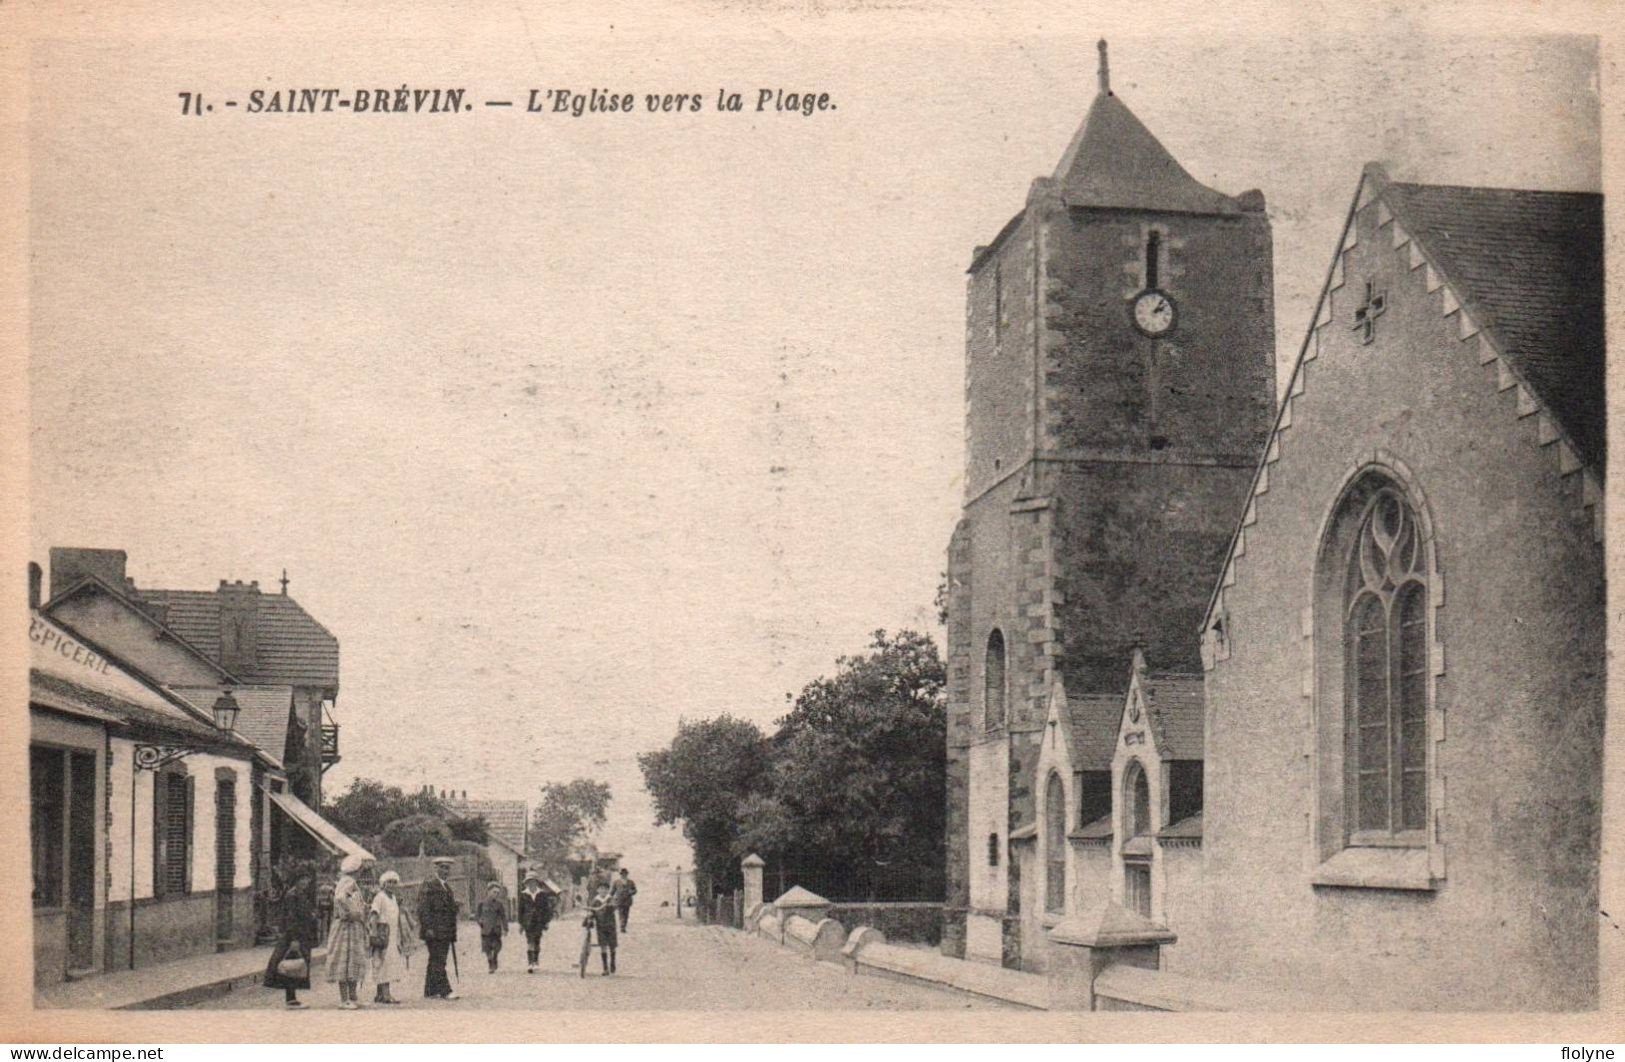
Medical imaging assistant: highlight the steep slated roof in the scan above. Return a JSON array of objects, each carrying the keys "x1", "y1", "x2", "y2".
[
  {"x1": 1069, "y1": 693, "x2": 1126, "y2": 771},
  {"x1": 1052, "y1": 91, "x2": 1244, "y2": 217},
  {"x1": 1143, "y1": 674, "x2": 1204, "y2": 760},
  {"x1": 171, "y1": 685, "x2": 292, "y2": 768},
  {"x1": 31, "y1": 669, "x2": 249, "y2": 751},
  {"x1": 443, "y1": 798, "x2": 529, "y2": 853},
  {"x1": 135, "y1": 588, "x2": 340, "y2": 688},
  {"x1": 1384, "y1": 181, "x2": 1605, "y2": 468}
]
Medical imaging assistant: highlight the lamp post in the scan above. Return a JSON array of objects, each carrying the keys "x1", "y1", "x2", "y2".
[
  {"x1": 675, "y1": 865, "x2": 682, "y2": 920},
  {"x1": 126, "y1": 688, "x2": 239, "y2": 969}
]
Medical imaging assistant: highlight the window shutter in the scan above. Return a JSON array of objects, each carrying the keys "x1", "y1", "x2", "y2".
[
  {"x1": 151, "y1": 771, "x2": 167, "y2": 900},
  {"x1": 182, "y1": 775, "x2": 195, "y2": 895}
]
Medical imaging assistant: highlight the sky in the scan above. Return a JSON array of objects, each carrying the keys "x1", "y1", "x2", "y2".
[{"x1": 25, "y1": 5, "x2": 1601, "y2": 875}]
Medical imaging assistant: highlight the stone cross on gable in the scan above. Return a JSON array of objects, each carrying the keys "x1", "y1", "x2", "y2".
[{"x1": 1352, "y1": 279, "x2": 1388, "y2": 344}]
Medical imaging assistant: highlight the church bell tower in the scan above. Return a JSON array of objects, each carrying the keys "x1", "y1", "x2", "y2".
[{"x1": 943, "y1": 42, "x2": 1275, "y2": 966}]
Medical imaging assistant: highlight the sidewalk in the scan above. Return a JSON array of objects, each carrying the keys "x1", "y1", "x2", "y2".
[{"x1": 36, "y1": 945, "x2": 326, "y2": 1010}]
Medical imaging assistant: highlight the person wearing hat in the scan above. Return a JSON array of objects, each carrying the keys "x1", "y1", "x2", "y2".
[
  {"x1": 417, "y1": 856, "x2": 460, "y2": 1000},
  {"x1": 516, "y1": 873, "x2": 554, "y2": 974},
  {"x1": 368, "y1": 870, "x2": 413, "y2": 1005},
  {"x1": 476, "y1": 881, "x2": 509, "y2": 973},
  {"x1": 325, "y1": 853, "x2": 373, "y2": 1009},
  {"x1": 610, "y1": 868, "x2": 637, "y2": 933},
  {"x1": 263, "y1": 865, "x2": 317, "y2": 1009}
]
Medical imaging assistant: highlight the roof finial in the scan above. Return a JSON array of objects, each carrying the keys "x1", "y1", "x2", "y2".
[
  {"x1": 1097, "y1": 39, "x2": 1111, "y2": 95},
  {"x1": 279, "y1": 568, "x2": 289, "y2": 595}
]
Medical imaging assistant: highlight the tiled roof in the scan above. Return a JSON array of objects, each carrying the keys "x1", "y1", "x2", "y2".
[
  {"x1": 31, "y1": 669, "x2": 251, "y2": 753},
  {"x1": 1158, "y1": 812, "x2": 1203, "y2": 841},
  {"x1": 170, "y1": 685, "x2": 292, "y2": 768},
  {"x1": 1070, "y1": 813, "x2": 1114, "y2": 841},
  {"x1": 134, "y1": 588, "x2": 340, "y2": 689},
  {"x1": 1068, "y1": 694, "x2": 1125, "y2": 771},
  {"x1": 1143, "y1": 674, "x2": 1204, "y2": 760},
  {"x1": 1385, "y1": 181, "x2": 1605, "y2": 468},
  {"x1": 1052, "y1": 91, "x2": 1245, "y2": 217},
  {"x1": 443, "y1": 798, "x2": 529, "y2": 853}
]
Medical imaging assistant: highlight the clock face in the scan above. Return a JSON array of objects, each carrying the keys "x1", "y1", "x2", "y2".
[{"x1": 1132, "y1": 289, "x2": 1177, "y2": 336}]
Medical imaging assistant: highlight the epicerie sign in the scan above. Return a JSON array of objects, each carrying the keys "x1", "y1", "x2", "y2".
[{"x1": 30, "y1": 616, "x2": 112, "y2": 675}]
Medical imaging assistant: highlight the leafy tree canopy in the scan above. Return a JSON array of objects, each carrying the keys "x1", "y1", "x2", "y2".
[
  {"x1": 324, "y1": 777, "x2": 445, "y2": 839},
  {"x1": 638, "y1": 715, "x2": 773, "y2": 888},
  {"x1": 640, "y1": 629, "x2": 947, "y2": 901},
  {"x1": 527, "y1": 778, "x2": 612, "y2": 871}
]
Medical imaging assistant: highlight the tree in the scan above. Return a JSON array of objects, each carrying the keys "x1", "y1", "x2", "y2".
[
  {"x1": 324, "y1": 777, "x2": 444, "y2": 839},
  {"x1": 378, "y1": 813, "x2": 457, "y2": 857},
  {"x1": 527, "y1": 778, "x2": 612, "y2": 870},
  {"x1": 638, "y1": 715, "x2": 773, "y2": 890},
  {"x1": 770, "y1": 629, "x2": 947, "y2": 897},
  {"x1": 446, "y1": 814, "x2": 490, "y2": 845}
]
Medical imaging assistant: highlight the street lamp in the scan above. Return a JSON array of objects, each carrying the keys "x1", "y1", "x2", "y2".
[
  {"x1": 211, "y1": 688, "x2": 241, "y2": 733},
  {"x1": 127, "y1": 686, "x2": 238, "y2": 969},
  {"x1": 676, "y1": 866, "x2": 681, "y2": 920}
]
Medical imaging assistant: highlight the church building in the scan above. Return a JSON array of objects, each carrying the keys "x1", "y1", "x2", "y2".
[
  {"x1": 945, "y1": 44, "x2": 1604, "y2": 1011},
  {"x1": 943, "y1": 42, "x2": 1276, "y2": 969}
]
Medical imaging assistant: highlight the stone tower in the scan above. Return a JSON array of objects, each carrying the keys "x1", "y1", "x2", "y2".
[{"x1": 943, "y1": 42, "x2": 1275, "y2": 966}]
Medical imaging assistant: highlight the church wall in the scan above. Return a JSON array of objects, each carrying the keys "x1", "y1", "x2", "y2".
[
  {"x1": 942, "y1": 520, "x2": 973, "y2": 958},
  {"x1": 964, "y1": 737, "x2": 1009, "y2": 965},
  {"x1": 1046, "y1": 461, "x2": 1255, "y2": 691},
  {"x1": 966, "y1": 215, "x2": 1038, "y2": 500},
  {"x1": 1157, "y1": 843, "x2": 1207, "y2": 975},
  {"x1": 1040, "y1": 207, "x2": 1274, "y2": 460},
  {"x1": 1198, "y1": 195, "x2": 1604, "y2": 1010},
  {"x1": 951, "y1": 470, "x2": 1031, "y2": 963},
  {"x1": 1070, "y1": 842, "x2": 1113, "y2": 908}
]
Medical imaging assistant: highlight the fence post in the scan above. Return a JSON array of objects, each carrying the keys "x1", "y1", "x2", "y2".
[{"x1": 741, "y1": 853, "x2": 765, "y2": 914}]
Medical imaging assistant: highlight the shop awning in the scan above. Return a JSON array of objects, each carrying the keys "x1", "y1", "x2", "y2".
[{"x1": 267, "y1": 790, "x2": 374, "y2": 862}]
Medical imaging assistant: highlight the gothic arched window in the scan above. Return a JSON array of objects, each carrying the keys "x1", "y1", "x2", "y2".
[
  {"x1": 1127, "y1": 761, "x2": 1152, "y2": 838},
  {"x1": 1345, "y1": 486, "x2": 1429, "y2": 838},
  {"x1": 984, "y1": 630, "x2": 1007, "y2": 731},
  {"x1": 1044, "y1": 771, "x2": 1066, "y2": 914}
]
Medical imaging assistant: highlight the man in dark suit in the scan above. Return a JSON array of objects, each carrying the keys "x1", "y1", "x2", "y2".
[{"x1": 417, "y1": 857, "x2": 461, "y2": 1000}]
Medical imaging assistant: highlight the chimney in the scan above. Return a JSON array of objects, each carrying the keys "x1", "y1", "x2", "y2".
[
  {"x1": 218, "y1": 579, "x2": 261, "y2": 674},
  {"x1": 28, "y1": 563, "x2": 42, "y2": 608},
  {"x1": 48, "y1": 547, "x2": 129, "y2": 602}
]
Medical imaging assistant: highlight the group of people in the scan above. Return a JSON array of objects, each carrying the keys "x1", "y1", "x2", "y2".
[{"x1": 263, "y1": 855, "x2": 638, "y2": 1007}]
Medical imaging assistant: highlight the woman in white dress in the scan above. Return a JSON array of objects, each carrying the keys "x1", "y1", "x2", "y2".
[
  {"x1": 369, "y1": 870, "x2": 411, "y2": 1004},
  {"x1": 324, "y1": 855, "x2": 372, "y2": 1009}
]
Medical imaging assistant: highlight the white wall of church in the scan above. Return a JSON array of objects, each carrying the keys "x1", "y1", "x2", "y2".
[
  {"x1": 965, "y1": 737, "x2": 1008, "y2": 964},
  {"x1": 1197, "y1": 189, "x2": 1604, "y2": 1010}
]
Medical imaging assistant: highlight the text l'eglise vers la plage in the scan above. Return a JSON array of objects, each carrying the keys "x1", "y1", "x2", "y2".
[{"x1": 177, "y1": 87, "x2": 836, "y2": 118}]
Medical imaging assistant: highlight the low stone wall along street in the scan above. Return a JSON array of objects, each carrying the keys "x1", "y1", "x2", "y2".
[{"x1": 827, "y1": 902, "x2": 942, "y2": 946}]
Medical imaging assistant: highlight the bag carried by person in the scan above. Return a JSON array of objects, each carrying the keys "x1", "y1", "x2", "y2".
[
  {"x1": 277, "y1": 942, "x2": 309, "y2": 980},
  {"x1": 368, "y1": 914, "x2": 390, "y2": 953}
]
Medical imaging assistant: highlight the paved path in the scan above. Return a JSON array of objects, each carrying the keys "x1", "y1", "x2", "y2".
[{"x1": 189, "y1": 914, "x2": 1008, "y2": 1011}]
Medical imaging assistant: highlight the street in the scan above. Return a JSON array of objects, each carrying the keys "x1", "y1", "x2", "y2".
[{"x1": 190, "y1": 913, "x2": 1009, "y2": 1011}]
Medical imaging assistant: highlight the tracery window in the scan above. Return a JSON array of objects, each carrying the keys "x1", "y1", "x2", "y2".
[
  {"x1": 1128, "y1": 761, "x2": 1152, "y2": 839},
  {"x1": 1044, "y1": 772, "x2": 1066, "y2": 914},
  {"x1": 1345, "y1": 487, "x2": 1428, "y2": 840},
  {"x1": 984, "y1": 629, "x2": 1007, "y2": 731}
]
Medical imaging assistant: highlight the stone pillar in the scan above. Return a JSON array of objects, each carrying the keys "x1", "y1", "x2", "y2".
[
  {"x1": 741, "y1": 853, "x2": 765, "y2": 913},
  {"x1": 1045, "y1": 901, "x2": 1176, "y2": 1011}
]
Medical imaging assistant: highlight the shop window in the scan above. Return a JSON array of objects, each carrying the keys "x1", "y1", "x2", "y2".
[{"x1": 31, "y1": 746, "x2": 65, "y2": 908}]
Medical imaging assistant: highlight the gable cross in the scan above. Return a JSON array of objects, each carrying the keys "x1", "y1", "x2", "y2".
[{"x1": 1352, "y1": 279, "x2": 1387, "y2": 344}]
